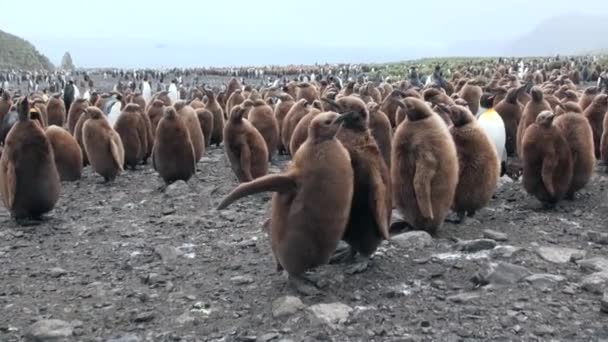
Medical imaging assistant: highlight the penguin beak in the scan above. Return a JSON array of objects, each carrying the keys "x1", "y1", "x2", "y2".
[{"x1": 333, "y1": 111, "x2": 357, "y2": 126}]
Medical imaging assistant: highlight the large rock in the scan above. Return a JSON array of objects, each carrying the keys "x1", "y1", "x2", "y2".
[
  {"x1": 577, "y1": 257, "x2": 608, "y2": 273},
  {"x1": 536, "y1": 246, "x2": 585, "y2": 264},
  {"x1": 471, "y1": 262, "x2": 531, "y2": 286},
  {"x1": 581, "y1": 272, "x2": 608, "y2": 294},
  {"x1": 272, "y1": 296, "x2": 305, "y2": 318},
  {"x1": 391, "y1": 231, "x2": 432, "y2": 249},
  {"x1": 25, "y1": 319, "x2": 73, "y2": 342},
  {"x1": 524, "y1": 273, "x2": 566, "y2": 290},
  {"x1": 307, "y1": 303, "x2": 352, "y2": 327}
]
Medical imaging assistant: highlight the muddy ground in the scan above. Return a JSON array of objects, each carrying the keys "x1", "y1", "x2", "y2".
[{"x1": 1, "y1": 140, "x2": 608, "y2": 341}]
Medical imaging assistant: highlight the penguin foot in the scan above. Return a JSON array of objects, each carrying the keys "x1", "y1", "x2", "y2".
[
  {"x1": 345, "y1": 256, "x2": 371, "y2": 275},
  {"x1": 329, "y1": 244, "x2": 356, "y2": 264},
  {"x1": 288, "y1": 274, "x2": 320, "y2": 296},
  {"x1": 15, "y1": 217, "x2": 44, "y2": 227},
  {"x1": 541, "y1": 201, "x2": 556, "y2": 210}
]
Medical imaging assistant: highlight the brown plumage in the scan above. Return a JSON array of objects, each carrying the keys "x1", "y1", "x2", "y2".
[
  {"x1": 130, "y1": 93, "x2": 146, "y2": 110},
  {"x1": 367, "y1": 102, "x2": 392, "y2": 168},
  {"x1": 0, "y1": 98, "x2": 60, "y2": 220},
  {"x1": 195, "y1": 108, "x2": 214, "y2": 147},
  {"x1": 45, "y1": 125, "x2": 83, "y2": 181},
  {"x1": 274, "y1": 93, "x2": 295, "y2": 154},
  {"x1": 46, "y1": 94, "x2": 66, "y2": 127},
  {"x1": 583, "y1": 94, "x2": 608, "y2": 158},
  {"x1": 553, "y1": 106, "x2": 595, "y2": 199},
  {"x1": 114, "y1": 103, "x2": 149, "y2": 169},
  {"x1": 223, "y1": 106, "x2": 269, "y2": 182},
  {"x1": 0, "y1": 90, "x2": 11, "y2": 125},
  {"x1": 494, "y1": 86, "x2": 525, "y2": 156},
  {"x1": 295, "y1": 83, "x2": 319, "y2": 103},
  {"x1": 555, "y1": 101, "x2": 583, "y2": 115},
  {"x1": 446, "y1": 104, "x2": 499, "y2": 221},
  {"x1": 579, "y1": 87, "x2": 599, "y2": 112},
  {"x1": 246, "y1": 99, "x2": 279, "y2": 160},
  {"x1": 73, "y1": 108, "x2": 93, "y2": 166},
  {"x1": 522, "y1": 111, "x2": 573, "y2": 207},
  {"x1": 458, "y1": 81, "x2": 483, "y2": 115},
  {"x1": 423, "y1": 88, "x2": 455, "y2": 107},
  {"x1": 82, "y1": 107, "x2": 125, "y2": 182},
  {"x1": 225, "y1": 89, "x2": 245, "y2": 117},
  {"x1": 204, "y1": 89, "x2": 225, "y2": 147},
  {"x1": 147, "y1": 99, "x2": 165, "y2": 132},
  {"x1": 391, "y1": 98, "x2": 459, "y2": 234},
  {"x1": 175, "y1": 102, "x2": 205, "y2": 162},
  {"x1": 289, "y1": 109, "x2": 321, "y2": 155},
  {"x1": 517, "y1": 87, "x2": 551, "y2": 157},
  {"x1": 281, "y1": 99, "x2": 310, "y2": 155},
  {"x1": 217, "y1": 112, "x2": 353, "y2": 281},
  {"x1": 67, "y1": 98, "x2": 89, "y2": 134},
  {"x1": 225, "y1": 78, "x2": 242, "y2": 107},
  {"x1": 153, "y1": 107, "x2": 196, "y2": 185}
]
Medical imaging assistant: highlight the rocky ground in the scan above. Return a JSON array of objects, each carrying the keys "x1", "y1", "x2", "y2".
[{"x1": 1, "y1": 144, "x2": 608, "y2": 342}]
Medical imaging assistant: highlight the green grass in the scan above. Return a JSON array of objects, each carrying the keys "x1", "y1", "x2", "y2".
[{"x1": 0, "y1": 30, "x2": 53, "y2": 70}]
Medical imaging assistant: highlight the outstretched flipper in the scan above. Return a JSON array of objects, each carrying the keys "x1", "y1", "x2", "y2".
[
  {"x1": 413, "y1": 152, "x2": 437, "y2": 220},
  {"x1": 217, "y1": 173, "x2": 296, "y2": 209}
]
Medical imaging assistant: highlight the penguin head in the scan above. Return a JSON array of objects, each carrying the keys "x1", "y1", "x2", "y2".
[
  {"x1": 402, "y1": 97, "x2": 435, "y2": 121},
  {"x1": 309, "y1": 111, "x2": 343, "y2": 141},
  {"x1": 536, "y1": 110, "x2": 555, "y2": 127},
  {"x1": 443, "y1": 104, "x2": 475, "y2": 127},
  {"x1": 322, "y1": 95, "x2": 369, "y2": 131}
]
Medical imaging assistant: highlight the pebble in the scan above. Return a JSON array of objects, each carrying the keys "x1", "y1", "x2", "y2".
[
  {"x1": 25, "y1": 319, "x2": 73, "y2": 342},
  {"x1": 48, "y1": 267, "x2": 68, "y2": 278},
  {"x1": 491, "y1": 245, "x2": 522, "y2": 258},
  {"x1": 154, "y1": 245, "x2": 183, "y2": 262},
  {"x1": 272, "y1": 296, "x2": 305, "y2": 317},
  {"x1": 105, "y1": 333, "x2": 141, "y2": 342},
  {"x1": 391, "y1": 231, "x2": 433, "y2": 249},
  {"x1": 525, "y1": 273, "x2": 566, "y2": 290},
  {"x1": 231, "y1": 275, "x2": 254, "y2": 285},
  {"x1": 601, "y1": 293, "x2": 608, "y2": 314},
  {"x1": 471, "y1": 262, "x2": 531, "y2": 286},
  {"x1": 536, "y1": 246, "x2": 585, "y2": 264},
  {"x1": 133, "y1": 311, "x2": 155, "y2": 323},
  {"x1": 577, "y1": 257, "x2": 608, "y2": 273},
  {"x1": 447, "y1": 292, "x2": 480, "y2": 304},
  {"x1": 581, "y1": 272, "x2": 608, "y2": 294},
  {"x1": 483, "y1": 229, "x2": 508, "y2": 241},
  {"x1": 259, "y1": 333, "x2": 280, "y2": 341},
  {"x1": 533, "y1": 324, "x2": 555, "y2": 336},
  {"x1": 457, "y1": 239, "x2": 497, "y2": 253},
  {"x1": 307, "y1": 303, "x2": 352, "y2": 327}
]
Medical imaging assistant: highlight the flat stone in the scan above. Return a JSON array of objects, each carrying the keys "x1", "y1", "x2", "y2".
[
  {"x1": 447, "y1": 292, "x2": 480, "y2": 304},
  {"x1": 258, "y1": 333, "x2": 280, "y2": 341},
  {"x1": 105, "y1": 333, "x2": 141, "y2": 342},
  {"x1": 48, "y1": 267, "x2": 68, "y2": 278},
  {"x1": 483, "y1": 229, "x2": 508, "y2": 242},
  {"x1": 132, "y1": 311, "x2": 155, "y2": 323},
  {"x1": 537, "y1": 246, "x2": 585, "y2": 264},
  {"x1": 524, "y1": 273, "x2": 566, "y2": 290},
  {"x1": 457, "y1": 239, "x2": 497, "y2": 253},
  {"x1": 25, "y1": 319, "x2": 73, "y2": 342},
  {"x1": 472, "y1": 262, "x2": 531, "y2": 286},
  {"x1": 601, "y1": 293, "x2": 608, "y2": 314},
  {"x1": 154, "y1": 245, "x2": 183, "y2": 262},
  {"x1": 391, "y1": 231, "x2": 432, "y2": 250},
  {"x1": 230, "y1": 275, "x2": 254, "y2": 285},
  {"x1": 491, "y1": 245, "x2": 522, "y2": 258},
  {"x1": 586, "y1": 231, "x2": 608, "y2": 245},
  {"x1": 577, "y1": 257, "x2": 608, "y2": 273},
  {"x1": 272, "y1": 296, "x2": 305, "y2": 318},
  {"x1": 581, "y1": 272, "x2": 608, "y2": 294},
  {"x1": 533, "y1": 324, "x2": 555, "y2": 336},
  {"x1": 307, "y1": 303, "x2": 352, "y2": 327},
  {"x1": 175, "y1": 312, "x2": 196, "y2": 326}
]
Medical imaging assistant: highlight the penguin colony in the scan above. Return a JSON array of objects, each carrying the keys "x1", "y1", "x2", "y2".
[{"x1": 0, "y1": 58, "x2": 606, "y2": 293}]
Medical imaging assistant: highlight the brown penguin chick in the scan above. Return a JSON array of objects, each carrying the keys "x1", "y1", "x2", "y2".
[
  {"x1": 82, "y1": 107, "x2": 125, "y2": 182},
  {"x1": 583, "y1": 94, "x2": 608, "y2": 158},
  {"x1": 175, "y1": 102, "x2": 205, "y2": 162},
  {"x1": 274, "y1": 93, "x2": 295, "y2": 154},
  {"x1": 225, "y1": 89, "x2": 245, "y2": 117},
  {"x1": 114, "y1": 103, "x2": 148, "y2": 170},
  {"x1": 154, "y1": 91, "x2": 171, "y2": 107},
  {"x1": 89, "y1": 92, "x2": 99, "y2": 109},
  {"x1": 247, "y1": 89, "x2": 261, "y2": 101},
  {"x1": 45, "y1": 125, "x2": 83, "y2": 181},
  {"x1": 554, "y1": 101, "x2": 582, "y2": 115},
  {"x1": 67, "y1": 98, "x2": 89, "y2": 134},
  {"x1": 391, "y1": 98, "x2": 459, "y2": 234},
  {"x1": 195, "y1": 108, "x2": 214, "y2": 147},
  {"x1": 517, "y1": 87, "x2": 551, "y2": 157},
  {"x1": 0, "y1": 90, "x2": 11, "y2": 125},
  {"x1": 46, "y1": 94, "x2": 66, "y2": 127},
  {"x1": 360, "y1": 83, "x2": 382, "y2": 104},
  {"x1": 282, "y1": 99, "x2": 311, "y2": 155},
  {"x1": 321, "y1": 96, "x2": 391, "y2": 268},
  {"x1": 423, "y1": 88, "x2": 455, "y2": 107},
  {"x1": 139, "y1": 105, "x2": 154, "y2": 164},
  {"x1": 289, "y1": 110, "x2": 322, "y2": 155},
  {"x1": 445, "y1": 104, "x2": 499, "y2": 222},
  {"x1": 544, "y1": 93, "x2": 561, "y2": 111},
  {"x1": 247, "y1": 99, "x2": 280, "y2": 160},
  {"x1": 490, "y1": 87, "x2": 509, "y2": 106},
  {"x1": 189, "y1": 99, "x2": 205, "y2": 109},
  {"x1": 522, "y1": 111, "x2": 573, "y2": 207},
  {"x1": 295, "y1": 82, "x2": 319, "y2": 103},
  {"x1": 73, "y1": 108, "x2": 93, "y2": 166},
  {"x1": 367, "y1": 102, "x2": 393, "y2": 168},
  {"x1": 579, "y1": 87, "x2": 599, "y2": 112},
  {"x1": 458, "y1": 81, "x2": 482, "y2": 115},
  {"x1": 494, "y1": 86, "x2": 525, "y2": 156},
  {"x1": 0, "y1": 98, "x2": 60, "y2": 221},
  {"x1": 130, "y1": 93, "x2": 146, "y2": 110},
  {"x1": 223, "y1": 106, "x2": 269, "y2": 182},
  {"x1": 204, "y1": 89, "x2": 225, "y2": 147},
  {"x1": 217, "y1": 111, "x2": 353, "y2": 292},
  {"x1": 553, "y1": 104, "x2": 595, "y2": 199},
  {"x1": 381, "y1": 89, "x2": 421, "y2": 127},
  {"x1": 146, "y1": 99, "x2": 165, "y2": 132},
  {"x1": 225, "y1": 78, "x2": 242, "y2": 105},
  {"x1": 153, "y1": 107, "x2": 196, "y2": 185},
  {"x1": 381, "y1": 83, "x2": 394, "y2": 101},
  {"x1": 30, "y1": 99, "x2": 48, "y2": 127}
]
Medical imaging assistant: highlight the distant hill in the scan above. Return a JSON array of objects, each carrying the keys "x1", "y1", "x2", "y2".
[
  {"x1": 503, "y1": 14, "x2": 608, "y2": 57},
  {"x1": 0, "y1": 29, "x2": 53, "y2": 70}
]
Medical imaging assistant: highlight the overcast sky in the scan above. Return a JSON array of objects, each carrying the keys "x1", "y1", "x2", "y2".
[{"x1": 1, "y1": 0, "x2": 607, "y2": 67}]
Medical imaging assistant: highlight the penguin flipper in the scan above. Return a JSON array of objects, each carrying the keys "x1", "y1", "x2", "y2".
[
  {"x1": 239, "y1": 145, "x2": 253, "y2": 181},
  {"x1": 413, "y1": 152, "x2": 437, "y2": 221},
  {"x1": 1, "y1": 159, "x2": 16, "y2": 209},
  {"x1": 541, "y1": 154, "x2": 557, "y2": 197},
  {"x1": 368, "y1": 166, "x2": 390, "y2": 240},
  {"x1": 109, "y1": 139, "x2": 124, "y2": 172},
  {"x1": 217, "y1": 173, "x2": 296, "y2": 210}
]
